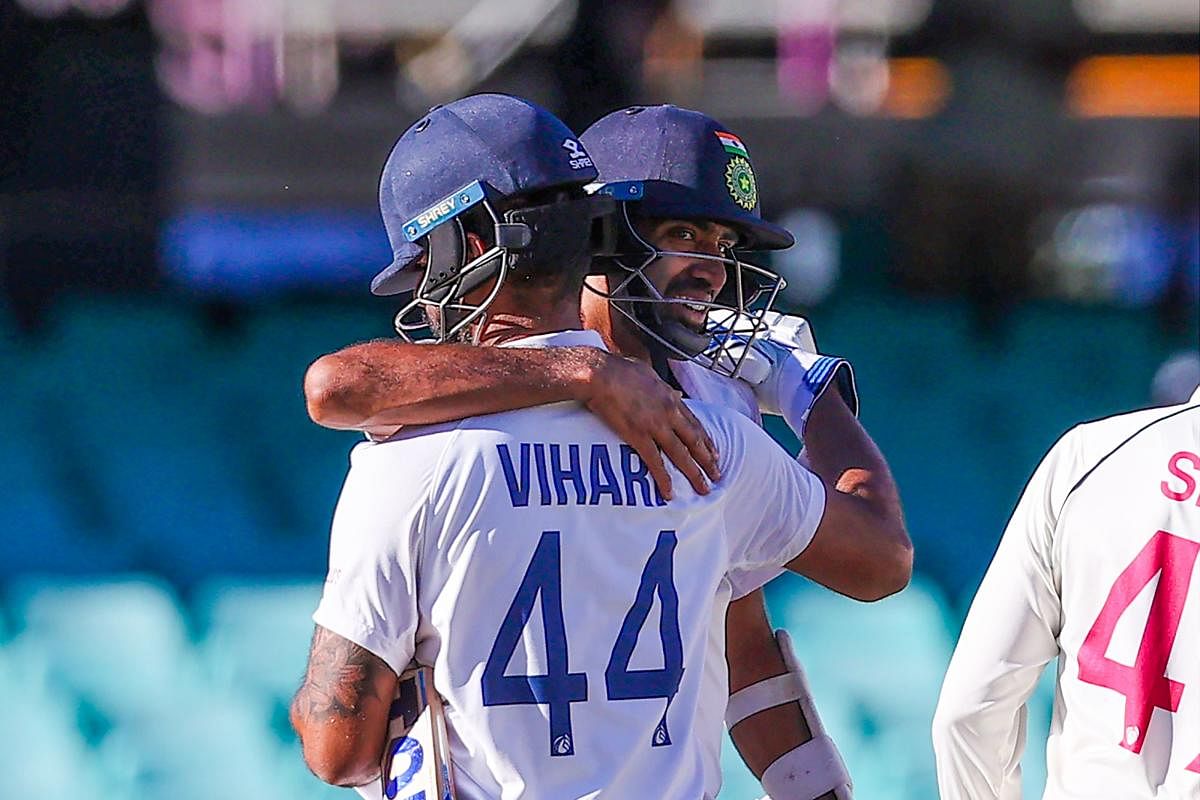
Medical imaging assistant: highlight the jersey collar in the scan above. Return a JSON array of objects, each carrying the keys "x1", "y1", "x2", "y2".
[{"x1": 496, "y1": 328, "x2": 608, "y2": 351}]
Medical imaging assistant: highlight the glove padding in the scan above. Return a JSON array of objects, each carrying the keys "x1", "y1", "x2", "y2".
[{"x1": 707, "y1": 310, "x2": 858, "y2": 438}]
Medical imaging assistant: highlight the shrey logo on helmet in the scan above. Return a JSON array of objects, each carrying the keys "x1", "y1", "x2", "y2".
[{"x1": 561, "y1": 139, "x2": 594, "y2": 170}]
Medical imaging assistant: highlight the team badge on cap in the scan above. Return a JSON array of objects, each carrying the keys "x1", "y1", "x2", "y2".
[{"x1": 725, "y1": 156, "x2": 757, "y2": 210}]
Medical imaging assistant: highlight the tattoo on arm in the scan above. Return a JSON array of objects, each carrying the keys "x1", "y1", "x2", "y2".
[{"x1": 293, "y1": 625, "x2": 389, "y2": 724}]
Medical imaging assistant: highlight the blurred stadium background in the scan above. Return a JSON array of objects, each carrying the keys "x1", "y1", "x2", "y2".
[{"x1": 0, "y1": 0, "x2": 1196, "y2": 797}]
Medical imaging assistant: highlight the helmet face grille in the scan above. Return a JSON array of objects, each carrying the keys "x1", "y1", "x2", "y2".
[
  {"x1": 391, "y1": 194, "x2": 613, "y2": 344},
  {"x1": 590, "y1": 205, "x2": 786, "y2": 377}
]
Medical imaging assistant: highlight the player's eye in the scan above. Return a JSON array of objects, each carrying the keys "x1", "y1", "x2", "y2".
[{"x1": 669, "y1": 226, "x2": 697, "y2": 242}]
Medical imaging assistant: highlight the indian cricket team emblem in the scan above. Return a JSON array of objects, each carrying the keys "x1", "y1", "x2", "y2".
[{"x1": 725, "y1": 156, "x2": 757, "y2": 210}]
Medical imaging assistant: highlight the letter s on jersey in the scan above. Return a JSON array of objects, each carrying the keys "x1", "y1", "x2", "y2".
[{"x1": 1160, "y1": 451, "x2": 1200, "y2": 504}]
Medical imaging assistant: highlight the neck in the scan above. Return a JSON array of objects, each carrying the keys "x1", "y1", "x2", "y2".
[
  {"x1": 581, "y1": 276, "x2": 651, "y2": 362},
  {"x1": 476, "y1": 291, "x2": 583, "y2": 346}
]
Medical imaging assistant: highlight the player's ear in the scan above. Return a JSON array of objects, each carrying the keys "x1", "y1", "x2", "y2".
[{"x1": 464, "y1": 231, "x2": 488, "y2": 261}]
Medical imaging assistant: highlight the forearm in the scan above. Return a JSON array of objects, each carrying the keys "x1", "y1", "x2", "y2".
[
  {"x1": 724, "y1": 642, "x2": 811, "y2": 777},
  {"x1": 803, "y1": 391, "x2": 899, "y2": 522},
  {"x1": 727, "y1": 594, "x2": 809, "y2": 775},
  {"x1": 305, "y1": 340, "x2": 604, "y2": 432},
  {"x1": 798, "y1": 391, "x2": 912, "y2": 599},
  {"x1": 725, "y1": 594, "x2": 839, "y2": 799},
  {"x1": 933, "y1": 533, "x2": 1058, "y2": 800},
  {"x1": 933, "y1": 645, "x2": 1035, "y2": 800}
]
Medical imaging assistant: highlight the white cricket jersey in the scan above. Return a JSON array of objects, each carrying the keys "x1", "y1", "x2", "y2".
[
  {"x1": 671, "y1": 359, "x2": 787, "y2": 602},
  {"x1": 933, "y1": 388, "x2": 1200, "y2": 800},
  {"x1": 671, "y1": 359, "x2": 762, "y2": 427},
  {"x1": 314, "y1": 330, "x2": 826, "y2": 800}
]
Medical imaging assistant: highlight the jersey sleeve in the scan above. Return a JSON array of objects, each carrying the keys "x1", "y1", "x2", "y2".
[
  {"x1": 708, "y1": 405, "x2": 828, "y2": 576},
  {"x1": 311, "y1": 438, "x2": 440, "y2": 676},
  {"x1": 932, "y1": 428, "x2": 1076, "y2": 800},
  {"x1": 726, "y1": 564, "x2": 784, "y2": 600}
]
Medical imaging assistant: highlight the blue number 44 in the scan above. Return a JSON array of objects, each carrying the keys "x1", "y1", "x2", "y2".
[{"x1": 481, "y1": 530, "x2": 684, "y2": 757}]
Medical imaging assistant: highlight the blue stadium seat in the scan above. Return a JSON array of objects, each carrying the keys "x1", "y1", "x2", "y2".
[
  {"x1": 31, "y1": 297, "x2": 295, "y2": 582},
  {"x1": 96, "y1": 690, "x2": 291, "y2": 800},
  {"x1": 194, "y1": 577, "x2": 323, "y2": 706},
  {"x1": 0, "y1": 645, "x2": 119, "y2": 799},
  {"x1": 0, "y1": 341, "x2": 142, "y2": 575},
  {"x1": 7, "y1": 576, "x2": 203, "y2": 722},
  {"x1": 211, "y1": 303, "x2": 380, "y2": 572}
]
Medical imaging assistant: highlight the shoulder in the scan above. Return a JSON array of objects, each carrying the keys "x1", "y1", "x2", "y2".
[
  {"x1": 1035, "y1": 400, "x2": 1198, "y2": 511},
  {"x1": 1070, "y1": 400, "x2": 1198, "y2": 455},
  {"x1": 1069, "y1": 400, "x2": 1197, "y2": 471},
  {"x1": 335, "y1": 426, "x2": 460, "y2": 518},
  {"x1": 673, "y1": 361, "x2": 761, "y2": 424},
  {"x1": 685, "y1": 398, "x2": 787, "y2": 470},
  {"x1": 352, "y1": 419, "x2": 464, "y2": 471},
  {"x1": 684, "y1": 397, "x2": 761, "y2": 437},
  {"x1": 354, "y1": 401, "x2": 609, "y2": 476}
]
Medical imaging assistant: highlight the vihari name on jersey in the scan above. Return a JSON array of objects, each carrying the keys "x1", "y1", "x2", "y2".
[{"x1": 497, "y1": 441, "x2": 668, "y2": 508}]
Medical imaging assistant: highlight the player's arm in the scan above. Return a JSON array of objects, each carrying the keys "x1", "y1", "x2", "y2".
[
  {"x1": 292, "y1": 439, "x2": 431, "y2": 788},
  {"x1": 726, "y1": 592, "x2": 809, "y2": 772},
  {"x1": 304, "y1": 340, "x2": 717, "y2": 498},
  {"x1": 725, "y1": 592, "x2": 846, "y2": 800},
  {"x1": 785, "y1": 389, "x2": 911, "y2": 601},
  {"x1": 931, "y1": 438, "x2": 1067, "y2": 800},
  {"x1": 291, "y1": 624, "x2": 399, "y2": 787}
]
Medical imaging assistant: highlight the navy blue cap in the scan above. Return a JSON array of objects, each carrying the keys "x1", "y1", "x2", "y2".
[
  {"x1": 372, "y1": 93, "x2": 599, "y2": 296},
  {"x1": 580, "y1": 105, "x2": 793, "y2": 251}
]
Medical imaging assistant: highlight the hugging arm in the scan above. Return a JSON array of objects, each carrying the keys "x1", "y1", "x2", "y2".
[
  {"x1": 304, "y1": 339, "x2": 718, "y2": 498},
  {"x1": 786, "y1": 390, "x2": 912, "y2": 601}
]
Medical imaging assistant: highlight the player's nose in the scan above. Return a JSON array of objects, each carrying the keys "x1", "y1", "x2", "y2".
[{"x1": 687, "y1": 256, "x2": 726, "y2": 293}]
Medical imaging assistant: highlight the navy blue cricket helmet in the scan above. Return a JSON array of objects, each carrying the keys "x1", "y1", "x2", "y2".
[
  {"x1": 372, "y1": 93, "x2": 608, "y2": 342},
  {"x1": 579, "y1": 105, "x2": 790, "y2": 376},
  {"x1": 582, "y1": 104, "x2": 793, "y2": 250}
]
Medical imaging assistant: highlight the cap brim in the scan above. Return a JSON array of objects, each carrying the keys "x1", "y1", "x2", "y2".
[
  {"x1": 635, "y1": 183, "x2": 795, "y2": 251},
  {"x1": 725, "y1": 213, "x2": 794, "y2": 250},
  {"x1": 645, "y1": 202, "x2": 795, "y2": 251},
  {"x1": 370, "y1": 241, "x2": 424, "y2": 296}
]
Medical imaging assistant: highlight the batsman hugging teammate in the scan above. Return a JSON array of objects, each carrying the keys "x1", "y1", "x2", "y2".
[{"x1": 290, "y1": 94, "x2": 911, "y2": 799}]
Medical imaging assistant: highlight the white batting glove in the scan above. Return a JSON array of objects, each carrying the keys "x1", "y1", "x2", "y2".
[{"x1": 708, "y1": 310, "x2": 858, "y2": 439}]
